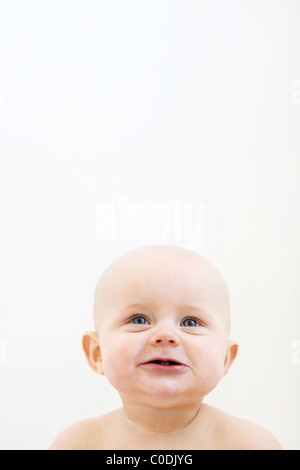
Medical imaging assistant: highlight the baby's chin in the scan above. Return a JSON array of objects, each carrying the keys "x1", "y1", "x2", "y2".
[{"x1": 117, "y1": 379, "x2": 215, "y2": 410}]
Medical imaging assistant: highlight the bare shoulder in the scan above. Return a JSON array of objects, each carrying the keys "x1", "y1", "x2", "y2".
[
  {"x1": 48, "y1": 418, "x2": 96, "y2": 450},
  {"x1": 230, "y1": 418, "x2": 282, "y2": 450},
  {"x1": 210, "y1": 406, "x2": 282, "y2": 450},
  {"x1": 49, "y1": 411, "x2": 116, "y2": 450}
]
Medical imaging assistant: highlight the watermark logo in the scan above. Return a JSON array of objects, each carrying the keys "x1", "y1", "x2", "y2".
[
  {"x1": 291, "y1": 80, "x2": 300, "y2": 105},
  {"x1": 0, "y1": 340, "x2": 6, "y2": 365},
  {"x1": 96, "y1": 197, "x2": 205, "y2": 250},
  {"x1": 291, "y1": 340, "x2": 300, "y2": 365}
]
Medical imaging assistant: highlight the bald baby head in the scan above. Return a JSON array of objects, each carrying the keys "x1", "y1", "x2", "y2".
[{"x1": 93, "y1": 245, "x2": 231, "y2": 336}]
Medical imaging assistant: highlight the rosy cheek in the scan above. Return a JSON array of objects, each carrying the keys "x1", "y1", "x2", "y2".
[
  {"x1": 194, "y1": 342, "x2": 225, "y2": 387},
  {"x1": 101, "y1": 341, "x2": 135, "y2": 388}
]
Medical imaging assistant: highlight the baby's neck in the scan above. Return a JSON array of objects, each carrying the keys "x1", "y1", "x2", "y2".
[{"x1": 121, "y1": 401, "x2": 205, "y2": 435}]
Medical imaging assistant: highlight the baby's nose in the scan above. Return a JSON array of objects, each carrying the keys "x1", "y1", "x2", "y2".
[{"x1": 150, "y1": 324, "x2": 180, "y2": 346}]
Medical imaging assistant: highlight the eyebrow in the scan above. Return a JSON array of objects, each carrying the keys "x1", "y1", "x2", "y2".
[
  {"x1": 122, "y1": 302, "x2": 153, "y2": 311},
  {"x1": 179, "y1": 304, "x2": 208, "y2": 313}
]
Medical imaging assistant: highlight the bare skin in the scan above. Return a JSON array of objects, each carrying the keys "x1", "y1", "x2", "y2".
[
  {"x1": 49, "y1": 405, "x2": 282, "y2": 450},
  {"x1": 49, "y1": 245, "x2": 282, "y2": 450}
]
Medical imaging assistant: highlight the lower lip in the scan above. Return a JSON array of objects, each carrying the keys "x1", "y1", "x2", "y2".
[{"x1": 140, "y1": 363, "x2": 187, "y2": 373}]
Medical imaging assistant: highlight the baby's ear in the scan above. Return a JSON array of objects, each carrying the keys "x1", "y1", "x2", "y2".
[
  {"x1": 82, "y1": 331, "x2": 104, "y2": 375},
  {"x1": 223, "y1": 339, "x2": 239, "y2": 377}
]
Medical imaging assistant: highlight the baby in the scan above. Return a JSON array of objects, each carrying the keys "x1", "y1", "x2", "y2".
[{"x1": 50, "y1": 245, "x2": 282, "y2": 450}]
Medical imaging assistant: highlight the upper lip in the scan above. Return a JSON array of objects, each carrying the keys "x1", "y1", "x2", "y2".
[{"x1": 140, "y1": 356, "x2": 186, "y2": 366}]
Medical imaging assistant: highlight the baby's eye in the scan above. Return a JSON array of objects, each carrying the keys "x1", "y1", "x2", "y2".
[
  {"x1": 181, "y1": 318, "x2": 200, "y2": 327},
  {"x1": 130, "y1": 315, "x2": 149, "y2": 325}
]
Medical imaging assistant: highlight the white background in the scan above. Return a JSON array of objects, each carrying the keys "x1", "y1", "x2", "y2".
[{"x1": 0, "y1": 0, "x2": 299, "y2": 450}]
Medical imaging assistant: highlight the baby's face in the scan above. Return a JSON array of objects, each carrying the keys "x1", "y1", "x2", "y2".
[{"x1": 92, "y1": 246, "x2": 236, "y2": 409}]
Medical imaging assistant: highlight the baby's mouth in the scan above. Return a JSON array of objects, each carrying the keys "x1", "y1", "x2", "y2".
[
  {"x1": 148, "y1": 360, "x2": 181, "y2": 366},
  {"x1": 140, "y1": 358, "x2": 187, "y2": 372}
]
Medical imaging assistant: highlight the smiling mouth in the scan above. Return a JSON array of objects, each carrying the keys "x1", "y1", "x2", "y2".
[
  {"x1": 149, "y1": 360, "x2": 182, "y2": 366},
  {"x1": 140, "y1": 359, "x2": 187, "y2": 372}
]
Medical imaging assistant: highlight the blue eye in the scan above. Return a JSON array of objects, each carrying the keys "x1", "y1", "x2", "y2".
[
  {"x1": 181, "y1": 318, "x2": 199, "y2": 327},
  {"x1": 131, "y1": 315, "x2": 149, "y2": 325}
]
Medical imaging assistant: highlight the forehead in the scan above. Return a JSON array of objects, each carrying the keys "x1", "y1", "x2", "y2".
[
  {"x1": 94, "y1": 247, "x2": 230, "y2": 325},
  {"x1": 111, "y1": 256, "x2": 209, "y2": 303}
]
